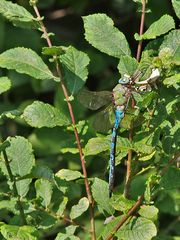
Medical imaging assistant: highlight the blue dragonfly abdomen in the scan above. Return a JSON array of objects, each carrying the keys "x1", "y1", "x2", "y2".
[
  {"x1": 109, "y1": 106, "x2": 125, "y2": 196},
  {"x1": 109, "y1": 81, "x2": 130, "y2": 196}
]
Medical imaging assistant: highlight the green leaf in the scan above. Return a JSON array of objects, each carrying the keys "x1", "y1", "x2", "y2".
[
  {"x1": 70, "y1": 197, "x2": 89, "y2": 219},
  {"x1": 30, "y1": 211, "x2": 56, "y2": 229},
  {"x1": 35, "y1": 179, "x2": 53, "y2": 208},
  {"x1": 28, "y1": 127, "x2": 75, "y2": 155},
  {"x1": 160, "y1": 167, "x2": 180, "y2": 190},
  {"x1": 85, "y1": 136, "x2": 132, "y2": 156},
  {"x1": 0, "y1": 109, "x2": 21, "y2": 120},
  {"x1": 0, "y1": 199, "x2": 17, "y2": 214},
  {"x1": 92, "y1": 178, "x2": 114, "y2": 215},
  {"x1": 56, "y1": 197, "x2": 68, "y2": 217},
  {"x1": 32, "y1": 165, "x2": 54, "y2": 181},
  {"x1": 65, "y1": 226, "x2": 78, "y2": 236},
  {"x1": 0, "y1": 47, "x2": 58, "y2": 81},
  {"x1": 138, "y1": 151, "x2": 156, "y2": 161},
  {"x1": 42, "y1": 46, "x2": 67, "y2": 56},
  {"x1": 2, "y1": 136, "x2": 35, "y2": 177},
  {"x1": 23, "y1": 101, "x2": 70, "y2": 128},
  {"x1": 116, "y1": 137, "x2": 132, "y2": 152},
  {"x1": 0, "y1": 224, "x2": 39, "y2": 240},
  {"x1": 55, "y1": 226, "x2": 80, "y2": 240},
  {"x1": 110, "y1": 194, "x2": 136, "y2": 213},
  {"x1": 55, "y1": 169, "x2": 83, "y2": 181},
  {"x1": 172, "y1": 0, "x2": 180, "y2": 19},
  {"x1": 16, "y1": 179, "x2": 32, "y2": 197},
  {"x1": 163, "y1": 74, "x2": 180, "y2": 87},
  {"x1": 84, "y1": 136, "x2": 109, "y2": 156},
  {"x1": 55, "y1": 233, "x2": 80, "y2": 240},
  {"x1": 118, "y1": 56, "x2": 138, "y2": 76},
  {"x1": 60, "y1": 46, "x2": 90, "y2": 94},
  {"x1": 0, "y1": 136, "x2": 35, "y2": 197},
  {"x1": 0, "y1": 77, "x2": 11, "y2": 94},
  {"x1": 0, "y1": 0, "x2": 39, "y2": 29},
  {"x1": 115, "y1": 217, "x2": 157, "y2": 240},
  {"x1": 83, "y1": 13, "x2": 131, "y2": 58},
  {"x1": 133, "y1": 142, "x2": 154, "y2": 155},
  {"x1": 139, "y1": 205, "x2": 159, "y2": 221},
  {"x1": 101, "y1": 216, "x2": 122, "y2": 239},
  {"x1": 160, "y1": 30, "x2": 180, "y2": 65},
  {"x1": 135, "y1": 15, "x2": 175, "y2": 40}
]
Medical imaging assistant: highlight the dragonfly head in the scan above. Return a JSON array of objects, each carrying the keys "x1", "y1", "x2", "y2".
[{"x1": 118, "y1": 74, "x2": 131, "y2": 85}]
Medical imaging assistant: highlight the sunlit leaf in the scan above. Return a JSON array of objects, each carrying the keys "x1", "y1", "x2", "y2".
[
  {"x1": 0, "y1": 77, "x2": 11, "y2": 94},
  {"x1": 92, "y1": 178, "x2": 114, "y2": 215},
  {"x1": 84, "y1": 136, "x2": 109, "y2": 156},
  {"x1": 0, "y1": 224, "x2": 39, "y2": 240},
  {"x1": 163, "y1": 74, "x2": 180, "y2": 87},
  {"x1": 55, "y1": 225, "x2": 80, "y2": 240},
  {"x1": 23, "y1": 101, "x2": 70, "y2": 128},
  {"x1": 172, "y1": 0, "x2": 180, "y2": 19},
  {"x1": 118, "y1": 56, "x2": 138, "y2": 76},
  {"x1": 83, "y1": 13, "x2": 131, "y2": 58},
  {"x1": 135, "y1": 15, "x2": 175, "y2": 40},
  {"x1": 42, "y1": 46, "x2": 67, "y2": 56},
  {"x1": 116, "y1": 217, "x2": 157, "y2": 240},
  {"x1": 0, "y1": 0, "x2": 39, "y2": 29},
  {"x1": 1, "y1": 136, "x2": 35, "y2": 177},
  {"x1": 60, "y1": 46, "x2": 90, "y2": 94},
  {"x1": 160, "y1": 30, "x2": 180, "y2": 65},
  {"x1": 70, "y1": 197, "x2": 89, "y2": 219},
  {"x1": 139, "y1": 205, "x2": 159, "y2": 221},
  {"x1": 0, "y1": 48, "x2": 58, "y2": 81},
  {"x1": 0, "y1": 136, "x2": 35, "y2": 197},
  {"x1": 56, "y1": 197, "x2": 68, "y2": 217},
  {"x1": 56, "y1": 169, "x2": 83, "y2": 181},
  {"x1": 110, "y1": 194, "x2": 135, "y2": 213},
  {"x1": 35, "y1": 179, "x2": 53, "y2": 208}
]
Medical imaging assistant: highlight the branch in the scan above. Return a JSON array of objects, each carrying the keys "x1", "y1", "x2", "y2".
[
  {"x1": 32, "y1": 5, "x2": 96, "y2": 240},
  {"x1": 105, "y1": 195, "x2": 144, "y2": 240},
  {"x1": 2, "y1": 150, "x2": 27, "y2": 225},
  {"x1": 136, "y1": 0, "x2": 146, "y2": 61},
  {"x1": 124, "y1": 0, "x2": 147, "y2": 199}
]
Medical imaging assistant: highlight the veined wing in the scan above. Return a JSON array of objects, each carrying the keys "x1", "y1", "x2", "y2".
[
  {"x1": 77, "y1": 88, "x2": 112, "y2": 110},
  {"x1": 92, "y1": 105, "x2": 115, "y2": 133}
]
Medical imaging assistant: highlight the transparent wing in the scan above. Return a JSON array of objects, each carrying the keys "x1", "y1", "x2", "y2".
[
  {"x1": 92, "y1": 105, "x2": 115, "y2": 133},
  {"x1": 77, "y1": 88, "x2": 112, "y2": 110}
]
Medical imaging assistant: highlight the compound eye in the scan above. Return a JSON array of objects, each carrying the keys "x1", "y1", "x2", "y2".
[{"x1": 139, "y1": 86, "x2": 146, "y2": 92}]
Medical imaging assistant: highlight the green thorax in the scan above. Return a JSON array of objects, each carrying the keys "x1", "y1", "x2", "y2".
[{"x1": 113, "y1": 84, "x2": 128, "y2": 106}]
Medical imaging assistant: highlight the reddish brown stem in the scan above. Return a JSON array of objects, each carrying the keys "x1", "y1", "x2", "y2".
[
  {"x1": 33, "y1": 5, "x2": 96, "y2": 240},
  {"x1": 136, "y1": 0, "x2": 146, "y2": 61},
  {"x1": 124, "y1": 0, "x2": 146, "y2": 198},
  {"x1": 105, "y1": 195, "x2": 144, "y2": 240}
]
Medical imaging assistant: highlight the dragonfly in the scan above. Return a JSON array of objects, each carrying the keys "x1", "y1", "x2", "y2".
[{"x1": 77, "y1": 68, "x2": 160, "y2": 196}]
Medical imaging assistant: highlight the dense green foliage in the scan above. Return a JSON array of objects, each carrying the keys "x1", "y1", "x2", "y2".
[{"x1": 0, "y1": 0, "x2": 179, "y2": 239}]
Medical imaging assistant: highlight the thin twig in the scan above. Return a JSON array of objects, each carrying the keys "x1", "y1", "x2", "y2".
[
  {"x1": 105, "y1": 195, "x2": 144, "y2": 240},
  {"x1": 32, "y1": 5, "x2": 96, "y2": 240},
  {"x1": 136, "y1": 0, "x2": 146, "y2": 61},
  {"x1": 124, "y1": 0, "x2": 146, "y2": 199},
  {"x1": 2, "y1": 150, "x2": 27, "y2": 225}
]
